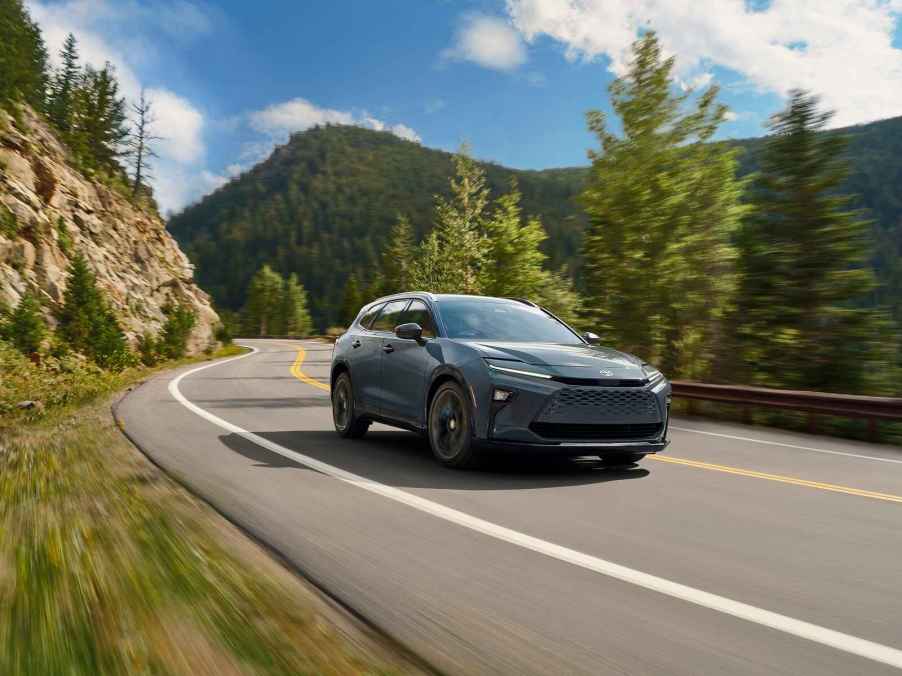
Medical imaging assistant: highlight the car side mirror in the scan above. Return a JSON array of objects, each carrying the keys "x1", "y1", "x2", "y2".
[
  {"x1": 395, "y1": 322, "x2": 423, "y2": 341},
  {"x1": 583, "y1": 331, "x2": 600, "y2": 345}
]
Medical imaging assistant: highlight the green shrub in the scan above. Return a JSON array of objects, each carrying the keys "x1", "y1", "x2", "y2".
[
  {"x1": 56, "y1": 216, "x2": 73, "y2": 255},
  {"x1": 159, "y1": 304, "x2": 196, "y2": 359},
  {"x1": 2, "y1": 293, "x2": 46, "y2": 354},
  {"x1": 0, "y1": 204, "x2": 19, "y2": 238}
]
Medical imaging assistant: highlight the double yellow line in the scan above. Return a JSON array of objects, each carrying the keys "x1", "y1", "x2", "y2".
[{"x1": 288, "y1": 346, "x2": 902, "y2": 505}]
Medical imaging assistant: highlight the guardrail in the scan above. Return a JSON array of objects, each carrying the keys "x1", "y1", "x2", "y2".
[{"x1": 670, "y1": 381, "x2": 902, "y2": 441}]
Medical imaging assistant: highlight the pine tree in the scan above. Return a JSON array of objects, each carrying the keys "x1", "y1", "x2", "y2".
[
  {"x1": 129, "y1": 89, "x2": 160, "y2": 199},
  {"x1": 57, "y1": 254, "x2": 130, "y2": 368},
  {"x1": 340, "y1": 273, "x2": 363, "y2": 326},
  {"x1": 580, "y1": 32, "x2": 746, "y2": 376},
  {"x1": 242, "y1": 264, "x2": 284, "y2": 336},
  {"x1": 79, "y1": 62, "x2": 129, "y2": 173},
  {"x1": 4, "y1": 292, "x2": 46, "y2": 354},
  {"x1": 480, "y1": 180, "x2": 548, "y2": 298},
  {"x1": 735, "y1": 90, "x2": 886, "y2": 393},
  {"x1": 0, "y1": 0, "x2": 49, "y2": 111},
  {"x1": 380, "y1": 214, "x2": 415, "y2": 294},
  {"x1": 48, "y1": 33, "x2": 80, "y2": 132},
  {"x1": 408, "y1": 149, "x2": 488, "y2": 293},
  {"x1": 281, "y1": 273, "x2": 313, "y2": 336},
  {"x1": 159, "y1": 304, "x2": 196, "y2": 359}
]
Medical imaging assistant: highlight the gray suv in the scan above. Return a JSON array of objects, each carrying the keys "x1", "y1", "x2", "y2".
[{"x1": 330, "y1": 293, "x2": 670, "y2": 468}]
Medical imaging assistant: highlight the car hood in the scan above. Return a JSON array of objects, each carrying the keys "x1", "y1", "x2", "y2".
[{"x1": 470, "y1": 341, "x2": 645, "y2": 375}]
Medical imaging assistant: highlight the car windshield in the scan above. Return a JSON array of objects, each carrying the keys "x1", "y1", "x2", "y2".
[{"x1": 438, "y1": 299, "x2": 582, "y2": 343}]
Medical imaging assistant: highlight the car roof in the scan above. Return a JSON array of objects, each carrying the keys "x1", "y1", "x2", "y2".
[{"x1": 365, "y1": 292, "x2": 536, "y2": 306}]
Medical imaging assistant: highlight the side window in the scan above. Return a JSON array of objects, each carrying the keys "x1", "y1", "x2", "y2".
[
  {"x1": 370, "y1": 299, "x2": 409, "y2": 333},
  {"x1": 401, "y1": 300, "x2": 436, "y2": 338},
  {"x1": 358, "y1": 303, "x2": 383, "y2": 329}
]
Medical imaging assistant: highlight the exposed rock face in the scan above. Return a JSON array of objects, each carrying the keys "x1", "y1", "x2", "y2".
[{"x1": 0, "y1": 106, "x2": 218, "y2": 353}]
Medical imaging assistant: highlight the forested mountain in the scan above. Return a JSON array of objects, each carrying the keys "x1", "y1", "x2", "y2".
[{"x1": 168, "y1": 116, "x2": 902, "y2": 329}]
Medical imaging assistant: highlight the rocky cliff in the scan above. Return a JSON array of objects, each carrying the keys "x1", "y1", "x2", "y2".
[{"x1": 0, "y1": 106, "x2": 218, "y2": 353}]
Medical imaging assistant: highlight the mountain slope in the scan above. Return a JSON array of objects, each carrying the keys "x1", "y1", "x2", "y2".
[
  {"x1": 0, "y1": 106, "x2": 219, "y2": 351},
  {"x1": 168, "y1": 117, "x2": 902, "y2": 329}
]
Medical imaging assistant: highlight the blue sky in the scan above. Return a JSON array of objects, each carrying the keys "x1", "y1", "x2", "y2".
[{"x1": 24, "y1": 0, "x2": 902, "y2": 214}]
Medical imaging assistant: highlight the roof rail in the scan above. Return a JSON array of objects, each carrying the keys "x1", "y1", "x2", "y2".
[{"x1": 506, "y1": 297, "x2": 538, "y2": 307}]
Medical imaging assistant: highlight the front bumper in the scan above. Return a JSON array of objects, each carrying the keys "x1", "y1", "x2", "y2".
[{"x1": 478, "y1": 369, "x2": 671, "y2": 452}]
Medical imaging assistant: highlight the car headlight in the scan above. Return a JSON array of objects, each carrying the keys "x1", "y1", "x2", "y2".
[
  {"x1": 642, "y1": 364, "x2": 664, "y2": 383},
  {"x1": 484, "y1": 359, "x2": 553, "y2": 380}
]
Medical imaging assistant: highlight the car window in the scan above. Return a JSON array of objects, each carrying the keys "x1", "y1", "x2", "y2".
[
  {"x1": 400, "y1": 300, "x2": 436, "y2": 338},
  {"x1": 358, "y1": 303, "x2": 383, "y2": 329},
  {"x1": 370, "y1": 299, "x2": 409, "y2": 333},
  {"x1": 437, "y1": 298, "x2": 582, "y2": 343}
]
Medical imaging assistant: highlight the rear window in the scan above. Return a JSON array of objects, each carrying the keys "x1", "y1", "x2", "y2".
[
  {"x1": 358, "y1": 303, "x2": 383, "y2": 329},
  {"x1": 370, "y1": 299, "x2": 409, "y2": 332}
]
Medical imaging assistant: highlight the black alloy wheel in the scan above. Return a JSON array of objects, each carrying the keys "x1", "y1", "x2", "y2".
[
  {"x1": 332, "y1": 372, "x2": 369, "y2": 438},
  {"x1": 428, "y1": 381, "x2": 478, "y2": 468}
]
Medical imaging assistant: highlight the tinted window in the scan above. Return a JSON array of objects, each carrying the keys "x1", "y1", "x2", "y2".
[
  {"x1": 400, "y1": 300, "x2": 436, "y2": 338},
  {"x1": 358, "y1": 303, "x2": 383, "y2": 329},
  {"x1": 438, "y1": 299, "x2": 581, "y2": 343},
  {"x1": 371, "y1": 299, "x2": 409, "y2": 332}
]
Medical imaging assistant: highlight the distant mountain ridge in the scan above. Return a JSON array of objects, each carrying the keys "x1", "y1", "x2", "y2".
[{"x1": 167, "y1": 116, "x2": 902, "y2": 329}]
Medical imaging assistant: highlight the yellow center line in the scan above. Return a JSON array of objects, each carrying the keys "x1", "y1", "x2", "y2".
[
  {"x1": 289, "y1": 346, "x2": 900, "y2": 504},
  {"x1": 649, "y1": 455, "x2": 902, "y2": 504},
  {"x1": 290, "y1": 347, "x2": 330, "y2": 392}
]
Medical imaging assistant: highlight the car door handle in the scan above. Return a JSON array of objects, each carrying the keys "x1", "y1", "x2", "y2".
[
  {"x1": 382, "y1": 344, "x2": 394, "y2": 353},
  {"x1": 352, "y1": 339, "x2": 361, "y2": 348}
]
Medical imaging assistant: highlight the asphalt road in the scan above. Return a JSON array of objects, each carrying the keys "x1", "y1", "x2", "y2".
[{"x1": 117, "y1": 339, "x2": 902, "y2": 675}]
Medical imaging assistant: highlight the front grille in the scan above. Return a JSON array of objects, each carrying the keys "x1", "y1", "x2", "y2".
[
  {"x1": 530, "y1": 422, "x2": 663, "y2": 440},
  {"x1": 552, "y1": 377, "x2": 648, "y2": 387},
  {"x1": 538, "y1": 386, "x2": 661, "y2": 424}
]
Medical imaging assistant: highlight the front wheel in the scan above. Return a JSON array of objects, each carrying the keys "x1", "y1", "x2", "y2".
[
  {"x1": 332, "y1": 372, "x2": 369, "y2": 438},
  {"x1": 428, "y1": 381, "x2": 478, "y2": 468}
]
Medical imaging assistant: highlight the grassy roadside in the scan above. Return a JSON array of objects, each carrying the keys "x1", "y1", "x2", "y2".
[{"x1": 0, "y1": 346, "x2": 422, "y2": 676}]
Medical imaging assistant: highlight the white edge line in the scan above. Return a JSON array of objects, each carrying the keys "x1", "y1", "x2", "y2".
[
  {"x1": 671, "y1": 425, "x2": 902, "y2": 466},
  {"x1": 165, "y1": 343, "x2": 902, "y2": 671}
]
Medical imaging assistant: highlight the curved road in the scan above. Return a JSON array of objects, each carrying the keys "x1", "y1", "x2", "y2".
[{"x1": 118, "y1": 339, "x2": 902, "y2": 675}]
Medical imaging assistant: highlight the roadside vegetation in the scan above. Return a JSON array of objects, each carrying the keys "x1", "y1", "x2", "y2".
[{"x1": 0, "y1": 373, "x2": 416, "y2": 675}]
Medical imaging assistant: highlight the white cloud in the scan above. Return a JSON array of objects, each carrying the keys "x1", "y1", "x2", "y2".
[
  {"x1": 442, "y1": 14, "x2": 527, "y2": 71},
  {"x1": 425, "y1": 98, "x2": 447, "y2": 114},
  {"x1": 247, "y1": 97, "x2": 421, "y2": 163},
  {"x1": 25, "y1": 0, "x2": 212, "y2": 212},
  {"x1": 505, "y1": 0, "x2": 902, "y2": 127},
  {"x1": 723, "y1": 110, "x2": 738, "y2": 121}
]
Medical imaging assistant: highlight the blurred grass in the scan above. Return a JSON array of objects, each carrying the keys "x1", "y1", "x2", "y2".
[{"x1": 0, "y1": 346, "x2": 414, "y2": 676}]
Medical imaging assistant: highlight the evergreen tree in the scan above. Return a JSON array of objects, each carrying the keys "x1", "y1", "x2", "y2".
[
  {"x1": 534, "y1": 269, "x2": 583, "y2": 329},
  {"x1": 242, "y1": 264, "x2": 284, "y2": 336},
  {"x1": 57, "y1": 254, "x2": 130, "y2": 368},
  {"x1": 0, "y1": 0, "x2": 49, "y2": 111},
  {"x1": 480, "y1": 181, "x2": 548, "y2": 298},
  {"x1": 79, "y1": 62, "x2": 129, "y2": 172},
  {"x1": 280, "y1": 273, "x2": 313, "y2": 336},
  {"x1": 735, "y1": 90, "x2": 886, "y2": 393},
  {"x1": 159, "y1": 303, "x2": 196, "y2": 359},
  {"x1": 3, "y1": 292, "x2": 46, "y2": 354},
  {"x1": 580, "y1": 32, "x2": 746, "y2": 376},
  {"x1": 379, "y1": 214, "x2": 415, "y2": 294},
  {"x1": 340, "y1": 273, "x2": 363, "y2": 326},
  {"x1": 48, "y1": 33, "x2": 79, "y2": 133},
  {"x1": 409, "y1": 149, "x2": 488, "y2": 293}
]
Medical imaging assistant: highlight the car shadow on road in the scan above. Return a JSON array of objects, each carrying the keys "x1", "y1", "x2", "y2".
[{"x1": 229, "y1": 429, "x2": 650, "y2": 490}]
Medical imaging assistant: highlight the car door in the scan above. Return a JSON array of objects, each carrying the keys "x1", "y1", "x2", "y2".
[
  {"x1": 379, "y1": 299, "x2": 438, "y2": 427},
  {"x1": 365, "y1": 299, "x2": 410, "y2": 415},
  {"x1": 349, "y1": 302, "x2": 386, "y2": 414}
]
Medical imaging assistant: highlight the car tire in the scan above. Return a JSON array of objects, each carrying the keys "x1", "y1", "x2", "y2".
[
  {"x1": 599, "y1": 452, "x2": 646, "y2": 468},
  {"x1": 332, "y1": 372, "x2": 369, "y2": 439},
  {"x1": 428, "y1": 381, "x2": 478, "y2": 468}
]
